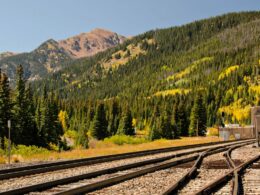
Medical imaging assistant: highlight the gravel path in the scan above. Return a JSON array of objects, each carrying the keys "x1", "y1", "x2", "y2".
[
  {"x1": 31, "y1": 155, "x2": 196, "y2": 194},
  {"x1": 213, "y1": 180, "x2": 232, "y2": 195},
  {"x1": 231, "y1": 144, "x2": 259, "y2": 163},
  {"x1": 178, "y1": 151, "x2": 229, "y2": 195},
  {"x1": 81, "y1": 144, "x2": 251, "y2": 195},
  {"x1": 242, "y1": 166, "x2": 260, "y2": 194},
  {"x1": 60, "y1": 150, "x2": 230, "y2": 194},
  {"x1": 88, "y1": 168, "x2": 188, "y2": 195}
]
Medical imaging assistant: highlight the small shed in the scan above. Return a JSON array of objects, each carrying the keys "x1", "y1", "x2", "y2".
[
  {"x1": 219, "y1": 126, "x2": 254, "y2": 140},
  {"x1": 219, "y1": 106, "x2": 260, "y2": 141}
]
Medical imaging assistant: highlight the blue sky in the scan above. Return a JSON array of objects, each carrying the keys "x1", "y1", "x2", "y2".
[{"x1": 0, "y1": 0, "x2": 260, "y2": 53}]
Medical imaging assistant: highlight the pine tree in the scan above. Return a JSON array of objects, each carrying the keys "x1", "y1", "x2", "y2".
[
  {"x1": 177, "y1": 102, "x2": 189, "y2": 136},
  {"x1": 86, "y1": 101, "x2": 94, "y2": 130},
  {"x1": 148, "y1": 118, "x2": 161, "y2": 141},
  {"x1": 149, "y1": 105, "x2": 162, "y2": 140},
  {"x1": 38, "y1": 92, "x2": 63, "y2": 147},
  {"x1": 35, "y1": 99, "x2": 42, "y2": 133},
  {"x1": 24, "y1": 85, "x2": 38, "y2": 145},
  {"x1": 160, "y1": 112, "x2": 175, "y2": 139},
  {"x1": 189, "y1": 93, "x2": 207, "y2": 136},
  {"x1": 41, "y1": 97, "x2": 51, "y2": 146},
  {"x1": 13, "y1": 65, "x2": 36, "y2": 145},
  {"x1": 90, "y1": 103, "x2": 108, "y2": 140},
  {"x1": 48, "y1": 93, "x2": 63, "y2": 144},
  {"x1": 153, "y1": 104, "x2": 160, "y2": 118},
  {"x1": 76, "y1": 127, "x2": 88, "y2": 148},
  {"x1": 0, "y1": 71, "x2": 12, "y2": 149},
  {"x1": 173, "y1": 102, "x2": 179, "y2": 124},
  {"x1": 117, "y1": 106, "x2": 134, "y2": 135},
  {"x1": 108, "y1": 100, "x2": 119, "y2": 136}
]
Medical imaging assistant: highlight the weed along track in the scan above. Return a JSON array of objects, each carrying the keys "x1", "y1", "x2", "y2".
[{"x1": 0, "y1": 139, "x2": 255, "y2": 195}]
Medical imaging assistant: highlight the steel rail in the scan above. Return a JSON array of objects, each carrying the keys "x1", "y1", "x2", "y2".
[
  {"x1": 0, "y1": 139, "x2": 253, "y2": 180},
  {"x1": 223, "y1": 144, "x2": 246, "y2": 195},
  {"x1": 0, "y1": 140, "x2": 253, "y2": 195},
  {"x1": 51, "y1": 141, "x2": 254, "y2": 195},
  {"x1": 224, "y1": 146, "x2": 237, "y2": 195},
  {"x1": 194, "y1": 154, "x2": 260, "y2": 195},
  {"x1": 162, "y1": 141, "x2": 254, "y2": 195}
]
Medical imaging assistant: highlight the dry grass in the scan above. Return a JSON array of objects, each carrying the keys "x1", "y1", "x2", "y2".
[
  {"x1": 101, "y1": 38, "x2": 155, "y2": 70},
  {"x1": 11, "y1": 154, "x2": 23, "y2": 163},
  {"x1": 11, "y1": 136, "x2": 221, "y2": 162},
  {"x1": 102, "y1": 43, "x2": 146, "y2": 69},
  {"x1": 0, "y1": 156, "x2": 6, "y2": 164}
]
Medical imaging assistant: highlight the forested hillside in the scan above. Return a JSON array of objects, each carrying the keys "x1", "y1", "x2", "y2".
[
  {"x1": 36, "y1": 11, "x2": 260, "y2": 123},
  {"x1": 1, "y1": 12, "x2": 260, "y2": 149}
]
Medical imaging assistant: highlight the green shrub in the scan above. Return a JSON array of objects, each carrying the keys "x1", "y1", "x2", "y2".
[
  {"x1": 76, "y1": 129, "x2": 89, "y2": 149},
  {"x1": 12, "y1": 145, "x2": 50, "y2": 157},
  {"x1": 148, "y1": 127, "x2": 161, "y2": 141},
  {"x1": 64, "y1": 130, "x2": 78, "y2": 139},
  {"x1": 0, "y1": 148, "x2": 5, "y2": 156},
  {"x1": 48, "y1": 143, "x2": 59, "y2": 151},
  {"x1": 104, "y1": 135, "x2": 147, "y2": 145}
]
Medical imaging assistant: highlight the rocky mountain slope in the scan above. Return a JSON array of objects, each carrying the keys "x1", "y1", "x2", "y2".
[
  {"x1": 59, "y1": 28, "x2": 126, "y2": 58},
  {"x1": 0, "y1": 52, "x2": 17, "y2": 60},
  {"x1": 0, "y1": 29, "x2": 126, "y2": 81}
]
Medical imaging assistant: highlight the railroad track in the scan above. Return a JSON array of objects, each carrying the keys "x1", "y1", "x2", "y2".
[
  {"x1": 195, "y1": 156, "x2": 260, "y2": 195},
  {"x1": 212, "y1": 145, "x2": 260, "y2": 195},
  {"x1": 162, "y1": 141, "x2": 254, "y2": 195},
  {"x1": 0, "y1": 139, "x2": 249, "y2": 180},
  {"x1": 0, "y1": 139, "x2": 254, "y2": 195},
  {"x1": 241, "y1": 159, "x2": 260, "y2": 194},
  {"x1": 194, "y1": 144, "x2": 259, "y2": 195}
]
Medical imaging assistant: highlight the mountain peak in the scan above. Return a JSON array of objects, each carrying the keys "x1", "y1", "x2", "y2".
[
  {"x1": 58, "y1": 28, "x2": 126, "y2": 58},
  {"x1": 90, "y1": 28, "x2": 114, "y2": 33},
  {"x1": 37, "y1": 39, "x2": 58, "y2": 49},
  {"x1": 34, "y1": 39, "x2": 62, "y2": 56}
]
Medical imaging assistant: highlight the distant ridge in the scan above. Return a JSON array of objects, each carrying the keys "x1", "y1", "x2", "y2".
[
  {"x1": 0, "y1": 28, "x2": 126, "y2": 81},
  {"x1": 0, "y1": 51, "x2": 17, "y2": 60}
]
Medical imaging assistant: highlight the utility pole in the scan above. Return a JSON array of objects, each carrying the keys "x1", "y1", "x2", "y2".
[
  {"x1": 196, "y1": 119, "x2": 199, "y2": 137},
  {"x1": 8, "y1": 120, "x2": 11, "y2": 165}
]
